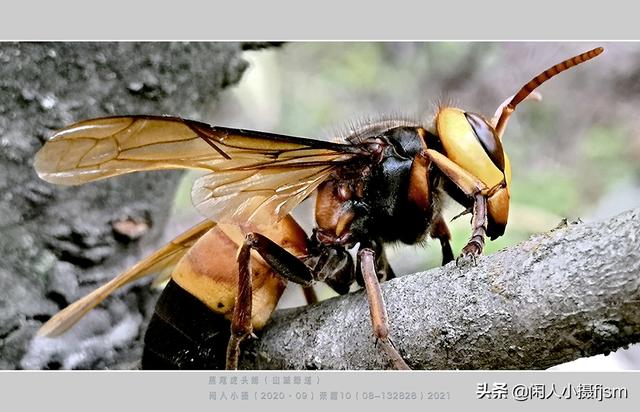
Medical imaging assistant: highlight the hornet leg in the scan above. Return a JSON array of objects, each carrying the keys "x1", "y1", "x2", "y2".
[
  {"x1": 358, "y1": 248, "x2": 410, "y2": 370},
  {"x1": 430, "y1": 215, "x2": 454, "y2": 265},
  {"x1": 226, "y1": 232, "x2": 315, "y2": 370},
  {"x1": 459, "y1": 194, "x2": 488, "y2": 265},
  {"x1": 355, "y1": 239, "x2": 395, "y2": 287},
  {"x1": 425, "y1": 149, "x2": 490, "y2": 264},
  {"x1": 302, "y1": 286, "x2": 318, "y2": 305},
  {"x1": 406, "y1": 147, "x2": 455, "y2": 266}
]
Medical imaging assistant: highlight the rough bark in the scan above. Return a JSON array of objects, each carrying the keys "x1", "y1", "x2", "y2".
[
  {"x1": 0, "y1": 42, "x2": 251, "y2": 369},
  {"x1": 241, "y1": 207, "x2": 640, "y2": 370}
]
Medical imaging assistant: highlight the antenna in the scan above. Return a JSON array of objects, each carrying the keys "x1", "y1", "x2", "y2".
[{"x1": 494, "y1": 47, "x2": 604, "y2": 140}]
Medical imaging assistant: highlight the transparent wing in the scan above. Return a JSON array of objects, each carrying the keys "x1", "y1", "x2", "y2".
[
  {"x1": 34, "y1": 115, "x2": 360, "y2": 223},
  {"x1": 192, "y1": 163, "x2": 336, "y2": 224},
  {"x1": 37, "y1": 219, "x2": 216, "y2": 337}
]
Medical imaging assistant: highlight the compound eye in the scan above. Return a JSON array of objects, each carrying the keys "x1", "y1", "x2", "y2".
[{"x1": 464, "y1": 112, "x2": 505, "y2": 172}]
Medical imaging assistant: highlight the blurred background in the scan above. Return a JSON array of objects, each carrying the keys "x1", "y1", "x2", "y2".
[{"x1": 166, "y1": 42, "x2": 640, "y2": 370}]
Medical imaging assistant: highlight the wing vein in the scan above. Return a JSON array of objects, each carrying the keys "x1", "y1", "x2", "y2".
[{"x1": 35, "y1": 115, "x2": 364, "y2": 224}]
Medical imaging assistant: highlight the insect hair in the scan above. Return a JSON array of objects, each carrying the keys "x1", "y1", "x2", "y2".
[{"x1": 325, "y1": 113, "x2": 422, "y2": 145}]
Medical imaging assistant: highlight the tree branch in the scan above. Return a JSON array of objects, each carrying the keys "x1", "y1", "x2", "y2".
[{"x1": 241, "y1": 207, "x2": 640, "y2": 369}]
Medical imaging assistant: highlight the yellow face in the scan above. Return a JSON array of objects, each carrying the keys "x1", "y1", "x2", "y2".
[
  {"x1": 435, "y1": 107, "x2": 511, "y2": 239},
  {"x1": 436, "y1": 107, "x2": 511, "y2": 189}
]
